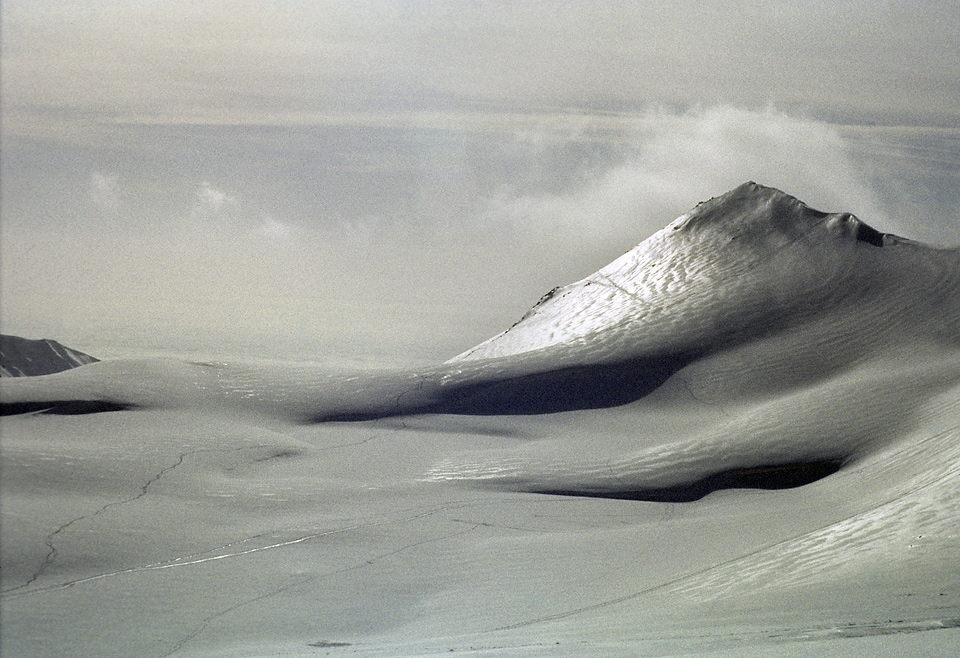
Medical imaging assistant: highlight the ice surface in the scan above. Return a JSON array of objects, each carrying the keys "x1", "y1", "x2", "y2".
[{"x1": 1, "y1": 184, "x2": 958, "y2": 657}]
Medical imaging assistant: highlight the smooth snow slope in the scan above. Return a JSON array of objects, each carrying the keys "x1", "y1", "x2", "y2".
[{"x1": 1, "y1": 183, "x2": 958, "y2": 658}]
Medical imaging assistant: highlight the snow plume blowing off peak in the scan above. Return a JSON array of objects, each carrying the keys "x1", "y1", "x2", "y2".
[{"x1": 450, "y1": 181, "x2": 958, "y2": 369}]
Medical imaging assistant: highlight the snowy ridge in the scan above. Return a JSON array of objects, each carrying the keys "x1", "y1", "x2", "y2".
[
  {"x1": 419, "y1": 181, "x2": 960, "y2": 492},
  {"x1": 450, "y1": 182, "x2": 958, "y2": 364}
]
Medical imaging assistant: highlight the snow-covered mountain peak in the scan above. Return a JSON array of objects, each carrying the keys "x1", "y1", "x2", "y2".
[
  {"x1": 672, "y1": 182, "x2": 887, "y2": 249},
  {"x1": 451, "y1": 182, "x2": 951, "y2": 363}
]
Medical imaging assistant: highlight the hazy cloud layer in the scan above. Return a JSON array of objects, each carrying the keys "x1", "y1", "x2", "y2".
[{"x1": 3, "y1": 0, "x2": 959, "y2": 135}]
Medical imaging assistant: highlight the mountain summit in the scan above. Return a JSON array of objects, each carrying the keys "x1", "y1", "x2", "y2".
[{"x1": 451, "y1": 182, "x2": 957, "y2": 364}]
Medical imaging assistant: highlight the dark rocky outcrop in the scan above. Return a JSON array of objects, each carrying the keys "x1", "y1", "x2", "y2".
[{"x1": 0, "y1": 335, "x2": 99, "y2": 377}]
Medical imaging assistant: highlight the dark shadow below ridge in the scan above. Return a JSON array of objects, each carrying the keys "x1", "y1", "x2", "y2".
[
  {"x1": 312, "y1": 354, "x2": 697, "y2": 422},
  {"x1": 855, "y1": 222, "x2": 885, "y2": 247},
  {"x1": 534, "y1": 459, "x2": 845, "y2": 503},
  {"x1": 431, "y1": 357, "x2": 692, "y2": 415},
  {"x1": 0, "y1": 400, "x2": 135, "y2": 416}
]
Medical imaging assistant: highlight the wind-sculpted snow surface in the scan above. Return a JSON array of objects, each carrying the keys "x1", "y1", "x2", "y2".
[
  {"x1": 2, "y1": 183, "x2": 959, "y2": 657},
  {"x1": 453, "y1": 182, "x2": 956, "y2": 363}
]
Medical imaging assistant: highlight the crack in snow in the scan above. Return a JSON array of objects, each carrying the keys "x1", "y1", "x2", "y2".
[
  {"x1": 1, "y1": 444, "x2": 273, "y2": 598},
  {"x1": 159, "y1": 519, "x2": 483, "y2": 656},
  {"x1": 1, "y1": 497, "x2": 485, "y2": 602},
  {"x1": 2, "y1": 451, "x2": 196, "y2": 595}
]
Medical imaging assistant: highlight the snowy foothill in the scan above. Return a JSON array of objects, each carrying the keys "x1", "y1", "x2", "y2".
[{"x1": 1, "y1": 183, "x2": 958, "y2": 657}]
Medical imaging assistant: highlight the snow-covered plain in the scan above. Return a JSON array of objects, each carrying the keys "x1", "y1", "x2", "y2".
[{"x1": 1, "y1": 183, "x2": 958, "y2": 657}]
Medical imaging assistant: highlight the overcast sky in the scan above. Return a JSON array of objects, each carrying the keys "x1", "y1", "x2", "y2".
[{"x1": 2, "y1": 1, "x2": 959, "y2": 363}]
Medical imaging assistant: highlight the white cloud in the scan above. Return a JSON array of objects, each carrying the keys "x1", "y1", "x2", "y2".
[
  {"x1": 189, "y1": 182, "x2": 239, "y2": 227},
  {"x1": 475, "y1": 107, "x2": 889, "y2": 254},
  {"x1": 88, "y1": 172, "x2": 121, "y2": 214},
  {"x1": 197, "y1": 182, "x2": 235, "y2": 212},
  {"x1": 251, "y1": 215, "x2": 296, "y2": 243}
]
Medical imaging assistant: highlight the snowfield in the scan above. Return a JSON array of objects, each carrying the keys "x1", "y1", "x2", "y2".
[{"x1": 2, "y1": 183, "x2": 958, "y2": 657}]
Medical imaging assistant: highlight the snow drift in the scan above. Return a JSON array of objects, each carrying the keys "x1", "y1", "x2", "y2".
[{"x1": 1, "y1": 183, "x2": 958, "y2": 657}]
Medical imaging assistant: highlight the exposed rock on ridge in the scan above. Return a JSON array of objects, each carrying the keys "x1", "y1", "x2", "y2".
[{"x1": 0, "y1": 335, "x2": 99, "y2": 377}]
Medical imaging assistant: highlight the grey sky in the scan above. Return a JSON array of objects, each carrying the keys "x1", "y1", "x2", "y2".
[
  {"x1": 2, "y1": 1, "x2": 959, "y2": 362},
  {"x1": 4, "y1": 1, "x2": 960, "y2": 130}
]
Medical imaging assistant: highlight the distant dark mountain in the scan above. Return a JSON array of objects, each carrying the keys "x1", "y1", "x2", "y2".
[{"x1": 0, "y1": 335, "x2": 99, "y2": 377}]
